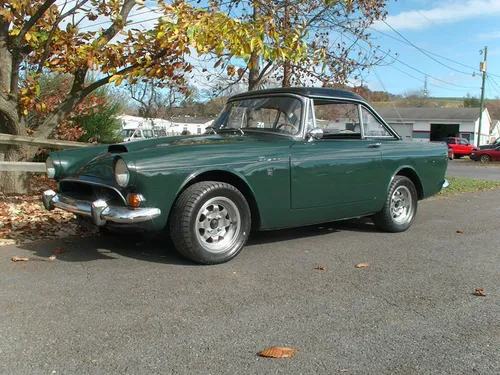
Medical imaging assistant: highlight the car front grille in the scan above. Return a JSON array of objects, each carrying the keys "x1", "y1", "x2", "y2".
[{"x1": 58, "y1": 180, "x2": 125, "y2": 207}]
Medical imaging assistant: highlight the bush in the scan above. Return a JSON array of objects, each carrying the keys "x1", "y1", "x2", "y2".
[{"x1": 75, "y1": 100, "x2": 122, "y2": 144}]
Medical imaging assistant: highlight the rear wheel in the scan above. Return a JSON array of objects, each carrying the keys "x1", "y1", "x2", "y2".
[
  {"x1": 169, "y1": 181, "x2": 251, "y2": 264},
  {"x1": 480, "y1": 154, "x2": 491, "y2": 163},
  {"x1": 372, "y1": 176, "x2": 418, "y2": 233}
]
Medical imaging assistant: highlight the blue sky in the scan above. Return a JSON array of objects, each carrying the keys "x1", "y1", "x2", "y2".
[{"x1": 367, "y1": 0, "x2": 500, "y2": 98}]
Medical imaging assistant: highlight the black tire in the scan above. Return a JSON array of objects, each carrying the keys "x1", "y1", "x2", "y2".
[
  {"x1": 169, "y1": 181, "x2": 251, "y2": 264},
  {"x1": 372, "y1": 176, "x2": 418, "y2": 233},
  {"x1": 480, "y1": 154, "x2": 491, "y2": 163}
]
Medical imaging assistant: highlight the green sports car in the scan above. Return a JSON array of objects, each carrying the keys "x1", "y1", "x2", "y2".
[{"x1": 42, "y1": 88, "x2": 449, "y2": 264}]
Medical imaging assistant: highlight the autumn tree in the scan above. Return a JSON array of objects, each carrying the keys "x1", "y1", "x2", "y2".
[
  {"x1": 0, "y1": 0, "x2": 310, "y2": 193},
  {"x1": 204, "y1": 0, "x2": 391, "y2": 92}
]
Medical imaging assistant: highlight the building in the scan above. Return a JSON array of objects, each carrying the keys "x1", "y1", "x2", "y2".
[
  {"x1": 375, "y1": 107, "x2": 491, "y2": 145},
  {"x1": 490, "y1": 120, "x2": 500, "y2": 143},
  {"x1": 118, "y1": 115, "x2": 215, "y2": 136},
  {"x1": 168, "y1": 117, "x2": 215, "y2": 135}
]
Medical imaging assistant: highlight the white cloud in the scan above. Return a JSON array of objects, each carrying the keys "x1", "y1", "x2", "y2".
[
  {"x1": 477, "y1": 30, "x2": 500, "y2": 39},
  {"x1": 374, "y1": 0, "x2": 500, "y2": 31}
]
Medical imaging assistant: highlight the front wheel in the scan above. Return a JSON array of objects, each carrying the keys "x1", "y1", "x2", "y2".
[
  {"x1": 372, "y1": 176, "x2": 418, "y2": 233},
  {"x1": 480, "y1": 154, "x2": 491, "y2": 163},
  {"x1": 169, "y1": 181, "x2": 251, "y2": 264}
]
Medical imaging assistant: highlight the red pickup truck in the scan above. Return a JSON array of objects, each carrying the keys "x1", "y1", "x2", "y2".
[{"x1": 443, "y1": 137, "x2": 477, "y2": 158}]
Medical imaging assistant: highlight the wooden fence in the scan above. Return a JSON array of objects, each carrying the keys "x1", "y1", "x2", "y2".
[{"x1": 0, "y1": 133, "x2": 88, "y2": 172}]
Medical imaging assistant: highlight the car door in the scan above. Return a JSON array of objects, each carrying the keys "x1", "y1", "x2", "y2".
[
  {"x1": 492, "y1": 147, "x2": 500, "y2": 161},
  {"x1": 290, "y1": 101, "x2": 383, "y2": 210},
  {"x1": 457, "y1": 139, "x2": 469, "y2": 155}
]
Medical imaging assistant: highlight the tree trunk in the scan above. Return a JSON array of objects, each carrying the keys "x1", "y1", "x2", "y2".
[
  {"x1": 248, "y1": 4, "x2": 261, "y2": 91},
  {"x1": 282, "y1": 2, "x2": 291, "y2": 88}
]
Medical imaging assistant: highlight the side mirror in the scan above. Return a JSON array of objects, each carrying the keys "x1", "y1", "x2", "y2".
[{"x1": 306, "y1": 128, "x2": 323, "y2": 142}]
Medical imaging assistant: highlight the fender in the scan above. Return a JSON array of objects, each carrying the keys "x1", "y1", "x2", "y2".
[{"x1": 387, "y1": 165, "x2": 424, "y2": 200}]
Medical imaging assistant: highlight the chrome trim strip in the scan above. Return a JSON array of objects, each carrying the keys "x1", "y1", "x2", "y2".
[
  {"x1": 59, "y1": 178, "x2": 127, "y2": 204},
  {"x1": 43, "y1": 190, "x2": 161, "y2": 226}
]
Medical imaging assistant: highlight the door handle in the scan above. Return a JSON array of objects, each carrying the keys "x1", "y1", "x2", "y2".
[{"x1": 366, "y1": 143, "x2": 382, "y2": 148}]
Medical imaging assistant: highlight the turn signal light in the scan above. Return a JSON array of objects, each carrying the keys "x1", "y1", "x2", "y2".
[{"x1": 127, "y1": 193, "x2": 144, "y2": 208}]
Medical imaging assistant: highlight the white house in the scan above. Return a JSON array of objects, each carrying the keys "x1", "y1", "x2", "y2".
[
  {"x1": 375, "y1": 107, "x2": 491, "y2": 146},
  {"x1": 168, "y1": 117, "x2": 215, "y2": 135},
  {"x1": 490, "y1": 120, "x2": 500, "y2": 142}
]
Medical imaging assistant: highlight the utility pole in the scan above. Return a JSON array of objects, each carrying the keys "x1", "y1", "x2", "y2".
[{"x1": 477, "y1": 46, "x2": 487, "y2": 147}]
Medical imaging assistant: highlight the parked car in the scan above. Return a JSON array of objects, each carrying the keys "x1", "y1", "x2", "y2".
[
  {"x1": 443, "y1": 137, "x2": 477, "y2": 158},
  {"x1": 470, "y1": 146, "x2": 500, "y2": 162},
  {"x1": 478, "y1": 137, "x2": 500, "y2": 150},
  {"x1": 120, "y1": 127, "x2": 155, "y2": 142},
  {"x1": 41, "y1": 88, "x2": 449, "y2": 264}
]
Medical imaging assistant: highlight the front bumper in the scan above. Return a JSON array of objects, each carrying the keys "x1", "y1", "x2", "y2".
[{"x1": 42, "y1": 189, "x2": 161, "y2": 226}]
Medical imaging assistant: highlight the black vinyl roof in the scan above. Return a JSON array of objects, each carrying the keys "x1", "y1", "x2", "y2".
[{"x1": 230, "y1": 87, "x2": 366, "y2": 102}]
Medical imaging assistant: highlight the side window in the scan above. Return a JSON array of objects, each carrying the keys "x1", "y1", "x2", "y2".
[
  {"x1": 313, "y1": 101, "x2": 360, "y2": 137},
  {"x1": 361, "y1": 107, "x2": 393, "y2": 137},
  {"x1": 458, "y1": 139, "x2": 468, "y2": 145}
]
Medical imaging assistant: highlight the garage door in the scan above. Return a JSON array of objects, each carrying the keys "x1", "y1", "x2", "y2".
[{"x1": 389, "y1": 123, "x2": 413, "y2": 140}]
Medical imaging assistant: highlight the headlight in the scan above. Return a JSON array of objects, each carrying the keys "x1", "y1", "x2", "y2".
[
  {"x1": 114, "y1": 158, "x2": 130, "y2": 187},
  {"x1": 46, "y1": 157, "x2": 56, "y2": 178}
]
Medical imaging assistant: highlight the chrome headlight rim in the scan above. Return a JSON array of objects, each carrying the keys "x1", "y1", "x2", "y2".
[
  {"x1": 46, "y1": 156, "x2": 56, "y2": 179},
  {"x1": 114, "y1": 157, "x2": 130, "y2": 188}
]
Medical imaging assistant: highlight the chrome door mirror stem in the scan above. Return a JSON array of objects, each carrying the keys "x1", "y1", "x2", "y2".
[{"x1": 306, "y1": 128, "x2": 323, "y2": 142}]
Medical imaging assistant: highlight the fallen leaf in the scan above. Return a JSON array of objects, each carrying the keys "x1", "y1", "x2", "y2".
[
  {"x1": 456, "y1": 230, "x2": 464, "y2": 234},
  {"x1": 473, "y1": 289, "x2": 486, "y2": 296},
  {"x1": 316, "y1": 266, "x2": 326, "y2": 271},
  {"x1": 257, "y1": 346, "x2": 297, "y2": 358},
  {"x1": 355, "y1": 263, "x2": 369, "y2": 268},
  {"x1": 51, "y1": 248, "x2": 67, "y2": 254},
  {"x1": 11, "y1": 256, "x2": 29, "y2": 262}
]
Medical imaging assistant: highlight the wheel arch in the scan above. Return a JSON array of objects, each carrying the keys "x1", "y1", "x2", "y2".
[
  {"x1": 391, "y1": 166, "x2": 424, "y2": 200},
  {"x1": 173, "y1": 169, "x2": 261, "y2": 230}
]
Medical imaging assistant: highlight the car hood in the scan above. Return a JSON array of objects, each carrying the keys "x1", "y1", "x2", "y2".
[
  {"x1": 479, "y1": 145, "x2": 496, "y2": 150},
  {"x1": 63, "y1": 132, "x2": 293, "y2": 181}
]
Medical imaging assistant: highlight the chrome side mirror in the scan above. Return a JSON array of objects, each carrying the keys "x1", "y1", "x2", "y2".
[{"x1": 306, "y1": 128, "x2": 323, "y2": 142}]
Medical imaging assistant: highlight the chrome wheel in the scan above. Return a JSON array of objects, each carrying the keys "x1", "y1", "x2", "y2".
[
  {"x1": 390, "y1": 186, "x2": 413, "y2": 225},
  {"x1": 195, "y1": 196, "x2": 241, "y2": 253}
]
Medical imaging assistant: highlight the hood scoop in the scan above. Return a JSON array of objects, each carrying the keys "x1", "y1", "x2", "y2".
[{"x1": 108, "y1": 144, "x2": 128, "y2": 153}]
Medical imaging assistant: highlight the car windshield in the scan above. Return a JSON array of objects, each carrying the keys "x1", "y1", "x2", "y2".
[
  {"x1": 212, "y1": 96, "x2": 302, "y2": 135},
  {"x1": 142, "y1": 129, "x2": 154, "y2": 138},
  {"x1": 120, "y1": 129, "x2": 135, "y2": 138}
]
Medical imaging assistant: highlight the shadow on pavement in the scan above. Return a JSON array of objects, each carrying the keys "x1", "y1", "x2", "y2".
[{"x1": 17, "y1": 218, "x2": 378, "y2": 264}]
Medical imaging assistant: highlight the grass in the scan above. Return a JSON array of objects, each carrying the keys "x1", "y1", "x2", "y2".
[{"x1": 438, "y1": 176, "x2": 500, "y2": 197}]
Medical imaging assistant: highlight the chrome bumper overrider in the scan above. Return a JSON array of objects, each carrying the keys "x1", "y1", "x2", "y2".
[
  {"x1": 42, "y1": 189, "x2": 161, "y2": 226},
  {"x1": 442, "y1": 179, "x2": 450, "y2": 189}
]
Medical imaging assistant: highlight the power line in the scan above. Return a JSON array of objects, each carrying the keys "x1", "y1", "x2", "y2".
[
  {"x1": 381, "y1": 20, "x2": 476, "y2": 76},
  {"x1": 79, "y1": 9, "x2": 161, "y2": 30},
  {"x1": 341, "y1": 32, "x2": 478, "y2": 90},
  {"x1": 487, "y1": 76, "x2": 500, "y2": 97},
  {"x1": 370, "y1": 24, "x2": 500, "y2": 80}
]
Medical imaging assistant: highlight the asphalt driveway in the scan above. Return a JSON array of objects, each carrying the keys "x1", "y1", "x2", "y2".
[
  {"x1": 1, "y1": 190, "x2": 500, "y2": 374},
  {"x1": 446, "y1": 159, "x2": 500, "y2": 180}
]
